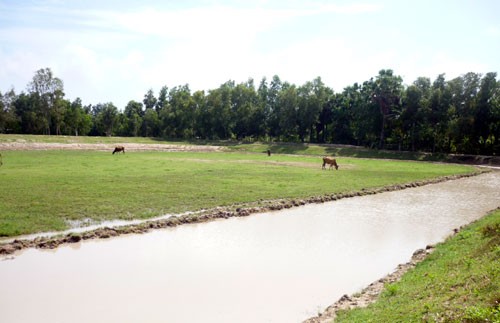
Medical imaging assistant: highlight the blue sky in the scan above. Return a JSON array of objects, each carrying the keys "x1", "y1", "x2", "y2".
[{"x1": 1, "y1": 0, "x2": 499, "y2": 109}]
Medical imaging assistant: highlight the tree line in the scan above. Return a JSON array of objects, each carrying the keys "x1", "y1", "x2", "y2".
[{"x1": 1, "y1": 67, "x2": 499, "y2": 155}]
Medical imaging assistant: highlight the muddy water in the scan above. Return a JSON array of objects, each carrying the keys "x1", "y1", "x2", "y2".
[{"x1": 1, "y1": 172, "x2": 499, "y2": 323}]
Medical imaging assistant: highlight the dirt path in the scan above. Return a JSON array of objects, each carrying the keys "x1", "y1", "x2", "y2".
[{"x1": 0, "y1": 141, "x2": 225, "y2": 152}]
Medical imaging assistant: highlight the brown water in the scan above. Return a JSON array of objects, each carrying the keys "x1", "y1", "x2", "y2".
[{"x1": 1, "y1": 172, "x2": 499, "y2": 323}]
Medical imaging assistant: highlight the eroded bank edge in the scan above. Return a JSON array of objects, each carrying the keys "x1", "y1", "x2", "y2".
[
  {"x1": 303, "y1": 245, "x2": 436, "y2": 323},
  {"x1": 0, "y1": 169, "x2": 489, "y2": 256},
  {"x1": 303, "y1": 206, "x2": 500, "y2": 323}
]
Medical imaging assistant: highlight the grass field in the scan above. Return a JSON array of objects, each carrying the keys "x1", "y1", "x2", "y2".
[
  {"x1": 1, "y1": 135, "x2": 494, "y2": 321},
  {"x1": 336, "y1": 209, "x2": 500, "y2": 322},
  {"x1": 0, "y1": 144, "x2": 475, "y2": 237}
]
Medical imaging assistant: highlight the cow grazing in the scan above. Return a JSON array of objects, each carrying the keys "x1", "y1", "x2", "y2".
[
  {"x1": 112, "y1": 146, "x2": 125, "y2": 154},
  {"x1": 322, "y1": 157, "x2": 339, "y2": 170}
]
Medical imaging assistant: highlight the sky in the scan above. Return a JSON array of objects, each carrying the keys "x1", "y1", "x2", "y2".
[{"x1": 1, "y1": 0, "x2": 499, "y2": 109}]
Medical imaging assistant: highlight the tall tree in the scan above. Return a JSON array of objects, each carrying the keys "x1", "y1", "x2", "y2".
[
  {"x1": 257, "y1": 77, "x2": 270, "y2": 139},
  {"x1": 64, "y1": 98, "x2": 92, "y2": 136},
  {"x1": 143, "y1": 108, "x2": 160, "y2": 137},
  {"x1": 193, "y1": 90, "x2": 211, "y2": 139},
  {"x1": 124, "y1": 101, "x2": 143, "y2": 137},
  {"x1": 13, "y1": 93, "x2": 44, "y2": 134},
  {"x1": 95, "y1": 103, "x2": 119, "y2": 136},
  {"x1": 231, "y1": 79, "x2": 261, "y2": 140},
  {"x1": 156, "y1": 86, "x2": 168, "y2": 113},
  {"x1": 401, "y1": 77, "x2": 430, "y2": 151},
  {"x1": 475, "y1": 72, "x2": 498, "y2": 154},
  {"x1": 447, "y1": 73, "x2": 481, "y2": 153},
  {"x1": 297, "y1": 81, "x2": 313, "y2": 142},
  {"x1": 330, "y1": 92, "x2": 354, "y2": 144},
  {"x1": 346, "y1": 81, "x2": 380, "y2": 147},
  {"x1": 266, "y1": 75, "x2": 283, "y2": 138},
  {"x1": 371, "y1": 69, "x2": 403, "y2": 148},
  {"x1": 277, "y1": 82, "x2": 298, "y2": 140},
  {"x1": 0, "y1": 89, "x2": 19, "y2": 133},
  {"x1": 340, "y1": 83, "x2": 365, "y2": 145},
  {"x1": 296, "y1": 77, "x2": 331, "y2": 142},
  {"x1": 27, "y1": 68, "x2": 64, "y2": 135},
  {"x1": 143, "y1": 89, "x2": 157, "y2": 111},
  {"x1": 51, "y1": 95, "x2": 69, "y2": 135},
  {"x1": 426, "y1": 74, "x2": 451, "y2": 152},
  {"x1": 317, "y1": 97, "x2": 334, "y2": 143},
  {"x1": 206, "y1": 81, "x2": 234, "y2": 139},
  {"x1": 490, "y1": 81, "x2": 500, "y2": 155},
  {"x1": 167, "y1": 85, "x2": 195, "y2": 138}
]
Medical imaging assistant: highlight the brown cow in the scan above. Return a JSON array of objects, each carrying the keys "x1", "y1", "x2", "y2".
[
  {"x1": 112, "y1": 146, "x2": 125, "y2": 154},
  {"x1": 322, "y1": 157, "x2": 339, "y2": 170}
]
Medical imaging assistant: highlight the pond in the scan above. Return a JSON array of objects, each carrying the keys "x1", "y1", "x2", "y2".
[{"x1": 0, "y1": 172, "x2": 499, "y2": 323}]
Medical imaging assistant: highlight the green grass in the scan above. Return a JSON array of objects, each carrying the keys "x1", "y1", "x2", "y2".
[
  {"x1": 336, "y1": 209, "x2": 500, "y2": 323},
  {"x1": 0, "y1": 148, "x2": 475, "y2": 237}
]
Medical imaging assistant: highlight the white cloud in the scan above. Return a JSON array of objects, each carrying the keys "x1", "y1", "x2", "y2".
[
  {"x1": 487, "y1": 25, "x2": 500, "y2": 37},
  {"x1": 85, "y1": 2, "x2": 381, "y2": 39},
  {"x1": 396, "y1": 51, "x2": 490, "y2": 85},
  {"x1": 1, "y1": 1, "x2": 498, "y2": 109},
  {"x1": 317, "y1": 3, "x2": 381, "y2": 14}
]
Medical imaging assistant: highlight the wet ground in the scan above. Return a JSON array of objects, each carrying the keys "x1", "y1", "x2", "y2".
[{"x1": 0, "y1": 172, "x2": 499, "y2": 323}]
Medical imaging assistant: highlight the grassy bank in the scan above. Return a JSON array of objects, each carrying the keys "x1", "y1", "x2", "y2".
[
  {"x1": 0, "y1": 148, "x2": 475, "y2": 237},
  {"x1": 336, "y1": 209, "x2": 500, "y2": 322},
  {"x1": 226, "y1": 142, "x2": 435, "y2": 160}
]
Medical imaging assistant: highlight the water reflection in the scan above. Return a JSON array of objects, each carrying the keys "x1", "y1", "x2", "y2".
[{"x1": 0, "y1": 172, "x2": 498, "y2": 323}]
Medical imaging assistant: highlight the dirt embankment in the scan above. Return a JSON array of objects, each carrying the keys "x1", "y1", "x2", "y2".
[{"x1": 445, "y1": 154, "x2": 500, "y2": 166}]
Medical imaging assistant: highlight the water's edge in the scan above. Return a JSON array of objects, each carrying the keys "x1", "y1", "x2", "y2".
[
  {"x1": 303, "y1": 206, "x2": 500, "y2": 323},
  {"x1": 0, "y1": 169, "x2": 488, "y2": 256}
]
